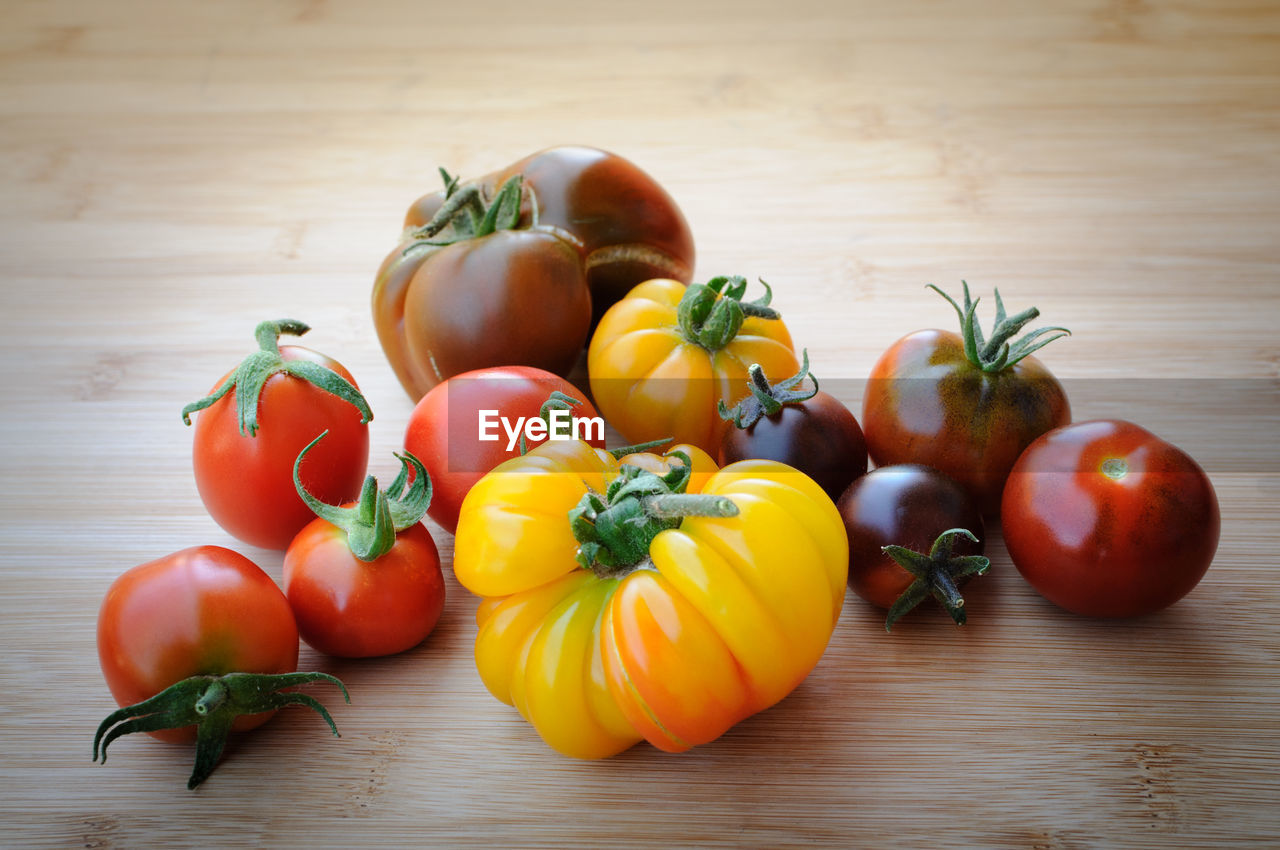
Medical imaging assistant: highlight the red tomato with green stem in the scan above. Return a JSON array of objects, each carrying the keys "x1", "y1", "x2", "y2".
[
  {"x1": 1001, "y1": 419, "x2": 1220, "y2": 617},
  {"x1": 837, "y1": 465, "x2": 988, "y2": 630},
  {"x1": 862, "y1": 283, "x2": 1071, "y2": 514},
  {"x1": 718, "y1": 350, "x2": 867, "y2": 502},
  {"x1": 284, "y1": 433, "x2": 445, "y2": 657},
  {"x1": 182, "y1": 319, "x2": 372, "y2": 550},
  {"x1": 95, "y1": 545, "x2": 348, "y2": 789},
  {"x1": 404, "y1": 366, "x2": 604, "y2": 535}
]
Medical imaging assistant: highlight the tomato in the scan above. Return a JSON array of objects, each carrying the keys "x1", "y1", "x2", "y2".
[
  {"x1": 453, "y1": 440, "x2": 846, "y2": 759},
  {"x1": 95, "y1": 546, "x2": 347, "y2": 788},
  {"x1": 589, "y1": 276, "x2": 798, "y2": 455},
  {"x1": 718, "y1": 351, "x2": 867, "y2": 502},
  {"x1": 1001, "y1": 419, "x2": 1220, "y2": 617},
  {"x1": 183, "y1": 319, "x2": 372, "y2": 550},
  {"x1": 375, "y1": 146, "x2": 695, "y2": 399},
  {"x1": 404, "y1": 366, "x2": 603, "y2": 534},
  {"x1": 836, "y1": 465, "x2": 988, "y2": 629},
  {"x1": 862, "y1": 283, "x2": 1070, "y2": 513},
  {"x1": 284, "y1": 437, "x2": 445, "y2": 657},
  {"x1": 403, "y1": 146, "x2": 695, "y2": 327}
]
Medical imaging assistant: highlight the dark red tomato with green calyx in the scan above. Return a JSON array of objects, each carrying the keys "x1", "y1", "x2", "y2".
[
  {"x1": 284, "y1": 434, "x2": 445, "y2": 657},
  {"x1": 1001, "y1": 419, "x2": 1220, "y2": 618},
  {"x1": 836, "y1": 465, "x2": 989, "y2": 630},
  {"x1": 404, "y1": 366, "x2": 605, "y2": 535},
  {"x1": 403, "y1": 146, "x2": 695, "y2": 328},
  {"x1": 718, "y1": 350, "x2": 867, "y2": 502},
  {"x1": 95, "y1": 545, "x2": 347, "y2": 789},
  {"x1": 862, "y1": 282, "x2": 1072, "y2": 514},
  {"x1": 182, "y1": 319, "x2": 372, "y2": 550}
]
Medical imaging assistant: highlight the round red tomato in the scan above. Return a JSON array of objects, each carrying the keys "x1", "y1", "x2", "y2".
[
  {"x1": 404, "y1": 366, "x2": 604, "y2": 534},
  {"x1": 862, "y1": 284, "x2": 1070, "y2": 514},
  {"x1": 97, "y1": 546, "x2": 299, "y2": 743},
  {"x1": 1002, "y1": 419, "x2": 1220, "y2": 617},
  {"x1": 285, "y1": 519, "x2": 444, "y2": 658},
  {"x1": 184, "y1": 320, "x2": 371, "y2": 550}
]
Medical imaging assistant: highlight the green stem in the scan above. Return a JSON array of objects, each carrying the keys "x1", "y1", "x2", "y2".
[
  {"x1": 927, "y1": 282, "x2": 1070, "y2": 373},
  {"x1": 570, "y1": 456, "x2": 737, "y2": 575},
  {"x1": 881, "y1": 527, "x2": 990, "y2": 631},
  {"x1": 293, "y1": 432, "x2": 433, "y2": 562},
  {"x1": 718, "y1": 349, "x2": 818, "y2": 429},
  {"x1": 677, "y1": 276, "x2": 782, "y2": 352},
  {"x1": 406, "y1": 171, "x2": 525, "y2": 248},
  {"x1": 181, "y1": 319, "x2": 373, "y2": 436},
  {"x1": 93, "y1": 671, "x2": 349, "y2": 790}
]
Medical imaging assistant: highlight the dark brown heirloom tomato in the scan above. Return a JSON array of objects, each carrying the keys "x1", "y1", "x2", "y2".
[
  {"x1": 862, "y1": 283, "x2": 1071, "y2": 514},
  {"x1": 373, "y1": 176, "x2": 591, "y2": 400},
  {"x1": 718, "y1": 352, "x2": 867, "y2": 502},
  {"x1": 406, "y1": 146, "x2": 695, "y2": 325},
  {"x1": 376, "y1": 146, "x2": 695, "y2": 400},
  {"x1": 837, "y1": 464, "x2": 988, "y2": 630}
]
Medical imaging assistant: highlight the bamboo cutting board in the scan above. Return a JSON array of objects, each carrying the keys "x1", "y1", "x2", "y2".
[{"x1": 2, "y1": 1, "x2": 1278, "y2": 847}]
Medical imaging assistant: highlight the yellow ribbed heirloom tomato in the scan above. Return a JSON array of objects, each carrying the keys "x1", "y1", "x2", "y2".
[
  {"x1": 588, "y1": 276, "x2": 798, "y2": 455},
  {"x1": 453, "y1": 438, "x2": 848, "y2": 759}
]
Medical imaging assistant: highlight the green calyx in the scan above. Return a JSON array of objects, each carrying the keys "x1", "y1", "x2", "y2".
[
  {"x1": 404, "y1": 168, "x2": 526, "y2": 252},
  {"x1": 181, "y1": 319, "x2": 373, "y2": 437},
  {"x1": 929, "y1": 282, "x2": 1070, "y2": 373},
  {"x1": 570, "y1": 452, "x2": 738, "y2": 576},
  {"x1": 719, "y1": 348, "x2": 819, "y2": 429},
  {"x1": 93, "y1": 671, "x2": 349, "y2": 790},
  {"x1": 519, "y1": 391, "x2": 584, "y2": 456},
  {"x1": 882, "y1": 528, "x2": 991, "y2": 632},
  {"x1": 293, "y1": 431, "x2": 432, "y2": 562},
  {"x1": 677, "y1": 275, "x2": 781, "y2": 352}
]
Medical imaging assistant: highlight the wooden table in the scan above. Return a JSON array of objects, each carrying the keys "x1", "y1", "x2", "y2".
[{"x1": 3, "y1": 1, "x2": 1277, "y2": 846}]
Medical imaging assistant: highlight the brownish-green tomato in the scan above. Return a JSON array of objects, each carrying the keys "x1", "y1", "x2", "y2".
[{"x1": 861, "y1": 283, "x2": 1071, "y2": 513}]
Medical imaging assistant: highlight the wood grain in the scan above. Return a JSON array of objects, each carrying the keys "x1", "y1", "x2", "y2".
[{"x1": 2, "y1": 0, "x2": 1277, "y2": 847}]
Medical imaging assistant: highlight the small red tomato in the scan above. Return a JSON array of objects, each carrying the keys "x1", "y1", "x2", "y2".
[
  {"x1": 98, "y1": 546, "x2": 299, "y2": 737},
  {"x1": 1002, "y1": 419, "x2": 1220, "y2": 617},
  {"x1": 183, "y1": 319, "x2": 372, "y2": 550},
  {"x1": 862, "y1": 283, "x2": 1070, "y2": 513},
  {"x1": 95, "y1": 546, "x2": 348, "y2": 788},
  {"x1": 837, "y1": 465, "x2": 988, "y2": 629},
  {"x1": 404, "y1": 366, "x2": 604, "y2": 534},
  {"x1": 284, "y1": 435, "x2": 445, "y2": 657},
  {"x1": 718, "y1": 351, "x2": 867, "y2": 502}
]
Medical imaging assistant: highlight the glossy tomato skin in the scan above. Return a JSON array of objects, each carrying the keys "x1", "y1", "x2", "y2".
[
  {"x1": 382, "y1": 229, "x2": 591, "y2": 399},
  {"x1": 1002, "y1": 419, "x2": 1220, "y2": 617},
  {"x1": 97, "y1": 546, "x2": 299, "y2": 743},
  {"x1": 837, "y1": 465, "x2": 984, "y2": 609},
  {"x1": 405, "y1": 146, "x2": 695, "y2": 326},
  {"x1": 283, "y1": 519, "x2": 445, "y2": 657},
  {"x1": 862, "y1": 329, "x2": 1069, "y2": 514},
  {"x1": 192, "y1": 346, "x2": 370, "y2": 550},
  {"x1": 404, "y1": 366, "x2": 604, "y2": 534},
  {"x1": 720, "y1": 391, "x2": 868, "y2": 503},
  {"x1": 589, "y1": 278, "x2": 798, "y2": 455}
]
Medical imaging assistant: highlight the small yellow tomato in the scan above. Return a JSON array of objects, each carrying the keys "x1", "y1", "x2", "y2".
[{"x1": 588, "y1": 276, "x2": 798, "y2": 455}]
